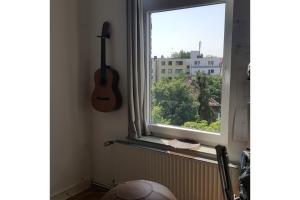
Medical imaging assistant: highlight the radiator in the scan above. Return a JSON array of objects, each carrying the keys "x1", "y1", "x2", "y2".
[{"x1": 111, "y1": 143, "x2": 239, "y2": 200}]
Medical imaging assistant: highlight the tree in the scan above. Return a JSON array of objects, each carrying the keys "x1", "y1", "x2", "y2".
[
  {"x1": 194, "y1": 72, "x2": 214, "y2": 124},
  {"x1": 206, "y1": 75, "x2": 222, "y2": 103},
  {"x1": 151, "y1": 105, "x2": 170, "y2": 125},
  {"x1": 171, "y1": 50, "x2": 190, "y2": 59},
  {"x1": 152, "y1": 76, "x2": 198, "y2": 125}
]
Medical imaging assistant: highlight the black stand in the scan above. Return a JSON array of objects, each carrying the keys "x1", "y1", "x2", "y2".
[{"x1": 215, "y1": 145, "x2": 235, "y2": 200}]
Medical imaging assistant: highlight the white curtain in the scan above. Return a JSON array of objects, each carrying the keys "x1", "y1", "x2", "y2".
[{"x1": 127, "y1": 0, "x2": 149, "y2": 138}]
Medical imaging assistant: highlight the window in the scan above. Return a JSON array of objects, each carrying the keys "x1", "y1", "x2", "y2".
[
  {"x1": 208, "y1": 60, "x2": 214, "y2": 65},
  {"x1": 161, "y1": 69, "x2": 165, "y2": 74},
  {"x1": 194, "y1": 61, "x2": 200, "y2": 65},
  {"x1": 175, "y1": 69, "x2": 183, "y2": 74},
  {"x1": 161, "y1": 61, "x2": 166, "y2": 65},
  {"x1": 144, "y1": 0, "x2": 233, "y2": 146},
  {"x1": 176, "y1": 61, "x2": 183, "y2": 65},
  {"x1": 210, "y1": 69, "x2": 214, "y2": 74}
]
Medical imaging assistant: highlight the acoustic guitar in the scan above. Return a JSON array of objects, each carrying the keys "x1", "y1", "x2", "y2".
[{"x1": 91, "y1": 22, "x2": 122, "y2": 112}]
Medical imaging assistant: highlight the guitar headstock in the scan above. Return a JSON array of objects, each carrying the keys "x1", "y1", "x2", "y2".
[{"x1": 98, "y1": 21, "x2": 110, "y2": 39}]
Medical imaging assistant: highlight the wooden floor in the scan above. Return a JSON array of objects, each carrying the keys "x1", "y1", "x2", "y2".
[{"x1": 67, "y1": 186, "x2": 106, "y2": 200}]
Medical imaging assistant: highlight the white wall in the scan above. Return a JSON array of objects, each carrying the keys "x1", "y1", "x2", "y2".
[
  {"x1": 50, "y1": 0, "x2": 92, "y2": 196},
  {"x1": 88, "y1": 0, "x2": 128, "y2": 187}
]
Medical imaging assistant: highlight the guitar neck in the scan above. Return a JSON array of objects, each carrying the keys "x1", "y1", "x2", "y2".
[
  {"x1": 101, "y1": 37, "x2": 106, "y2": 68},
  {"x1": 100, "y1": 37, "x2": 107, "y2": 85}
]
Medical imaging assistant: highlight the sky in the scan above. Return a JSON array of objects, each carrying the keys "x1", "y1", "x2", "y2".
[{"x1": 151, "y1": 3, "x2": 226, "y2": 58}]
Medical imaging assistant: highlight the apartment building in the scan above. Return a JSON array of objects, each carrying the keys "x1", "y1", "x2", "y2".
[
  {"x1": 151, "y1": 57, "x2": 190, "y2": 82},
  {"x1": 189, "y1": 51, "x2": 223, "y2": 76},
  {"x1": 151, "y1": 51, "x2": 223, "y2": 83}
]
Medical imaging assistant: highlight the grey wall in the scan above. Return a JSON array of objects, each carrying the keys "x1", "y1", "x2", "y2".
[{"x1": 50, "y1": 0, "x2": 92, "y2": 195}]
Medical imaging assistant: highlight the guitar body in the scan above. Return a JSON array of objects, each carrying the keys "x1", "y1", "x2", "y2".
[
  {"x1": 91, "y1": 67, "x2": 122, "y2": 112},
  {"x1": 91, "y1": 21, "x2": 122, "y2": 112}
]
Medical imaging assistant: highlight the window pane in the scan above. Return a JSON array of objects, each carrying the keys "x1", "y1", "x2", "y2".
[{"x1": 150, "y1": 4, "x2": 225, "y2": 133}]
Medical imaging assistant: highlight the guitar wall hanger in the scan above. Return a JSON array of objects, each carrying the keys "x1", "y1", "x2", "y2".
[
  {"x1": 97, "y1": 21, "x2": 110, "y2": 38},
  {"x1": 97, "y1": 34, "x2": 110, "y2": 39}
]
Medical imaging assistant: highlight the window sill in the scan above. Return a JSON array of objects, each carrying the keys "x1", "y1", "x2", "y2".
[
  {"x1": 113, "y1": 136, "x2": 239, "y2": 167},
  {"x1": 148, "y1": 123, "x2": 227, "y2": 147},
  {"x1": 138, "y1": 135, "x2": 216, "y2": 156}
]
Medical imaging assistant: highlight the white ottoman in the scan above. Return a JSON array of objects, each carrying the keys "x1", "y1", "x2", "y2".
[{"x1": 101, "y1": 180, "x2": 177, "y2": 200}]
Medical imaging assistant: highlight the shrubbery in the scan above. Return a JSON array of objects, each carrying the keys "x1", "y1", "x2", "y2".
[{"x1": 151, "y1": 72, "x2": 221, "y2": 132}]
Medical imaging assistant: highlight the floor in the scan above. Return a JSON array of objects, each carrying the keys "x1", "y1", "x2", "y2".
[{"x1": 67, "y1": 185, "x2": 106, "y2": 200}]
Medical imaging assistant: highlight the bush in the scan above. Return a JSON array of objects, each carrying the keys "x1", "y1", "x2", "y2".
[{"x1": 182, "y1": 120, "x2": 220, "y2": 132}]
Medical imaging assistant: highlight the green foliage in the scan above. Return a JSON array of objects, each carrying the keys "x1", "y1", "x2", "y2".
[
  {"x1": 152, "y1": 77, "x2": 198, "y2": 125},
  {"x1": 151, "y1": 72, "x2": 222, "y2": 133},
  {"x1": 195, "y1": 72, "x2": 214, "y2": 124},
  {"x1": 206, "y1": 75, "x2": 222, "y2": 103},
  {"x1": 171, "y1": 50, "x2": 190, "y2": 59},
  {"x1": 151, "y1": 105, "x2": 171, "y2": 125},
  {"x1": 182, "y1": 120, "x2": 220, "y2": 132}
]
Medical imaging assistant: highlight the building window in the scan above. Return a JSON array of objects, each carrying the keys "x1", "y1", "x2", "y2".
[
  {"x1": 176, "y1": 61, "x2": 183, "y2": 65},
  {"x1": 161, "y1": 61, "x2": 166, "y2": 65},
  {"x1": 210, "y1": 69, "x2": 214, "y2": 74},
  {"x1": 146, "y1": 0, "x2": 232, "y2": 146},
  {"x1": 208, "y1": 60, "x2": 214, "y2": 65},
  {"x1": 161, "y1": 69, "x2": 165, "y2": 74},
  {"x1": 175, "y1": 69, "x2": 183, "y2": 74}
]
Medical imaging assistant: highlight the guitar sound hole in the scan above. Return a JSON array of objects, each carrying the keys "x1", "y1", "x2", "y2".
[{"x1": 97, "y1": 97, "x2": 110, "y2": 101}]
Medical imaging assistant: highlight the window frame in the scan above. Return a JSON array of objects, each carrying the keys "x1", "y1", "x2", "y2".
[
  {"x1": 175, "y1": 69, "x2": 183, "y2": 74},
  {"x1": 143, "y1": 0, "x2": 232, "y2": 147},
  {"x1": 176, "y1": 61, "x2": 183, "y2": 65}
]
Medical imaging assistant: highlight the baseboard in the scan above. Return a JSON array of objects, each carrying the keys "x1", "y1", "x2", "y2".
[
  {"x1": 91, "y1": 181, "x2": 111, "y2": 191},
  {"x1": 51, "y1": 180, "x2": 91, "y2": 200}
]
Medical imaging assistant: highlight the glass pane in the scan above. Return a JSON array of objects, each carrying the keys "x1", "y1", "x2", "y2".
[{"x1": 150, "y1": 3, "x2": 225, "y2": 133}]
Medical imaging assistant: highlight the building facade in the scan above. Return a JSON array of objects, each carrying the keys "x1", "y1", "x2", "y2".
[
  {"x1": 189, "y1": 51, "x2": 223, "y2": 76},
  {"x1": 151, "y1": 57, "x2": 190, "y2": 82},
  {"x1": 151, "y1": 51, "x2": 223, "y2": 83}
]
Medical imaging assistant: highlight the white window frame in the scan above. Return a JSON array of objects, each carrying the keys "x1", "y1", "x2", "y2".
[{"x1": 143, "y1": 0, "x2": 233, "y2": 147}]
